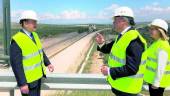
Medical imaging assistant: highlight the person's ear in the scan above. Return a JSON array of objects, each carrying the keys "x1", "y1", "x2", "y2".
[{"x1": 23, "y1": 21, "x2": 28, "y2": 27}]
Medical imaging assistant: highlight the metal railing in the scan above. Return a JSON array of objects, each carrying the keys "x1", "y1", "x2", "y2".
[
  {"x1": 1, "y1": 72, "x2": 170, "y2": 96},
  {"x1": 0, "y1": 72, "x2": 111, "y2": 96},
  {"x1": 0, "y1": 55, "x2": 9, "y2": 64}
]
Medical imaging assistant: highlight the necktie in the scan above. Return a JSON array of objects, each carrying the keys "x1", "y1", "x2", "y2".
[
  {"x1": 30, "y1": 33, "x2": 36, "y2": 43},
  {"x1": 30, "y1": 33, "x2": 33, "y2": 39},
  {"x1": 116, "y1": 34, "x2": 122, "y2": 42}
]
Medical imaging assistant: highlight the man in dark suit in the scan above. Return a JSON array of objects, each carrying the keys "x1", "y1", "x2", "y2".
[
  {"x1": 10, "y1": 10, "x2": 54, "y2": 96},
  {"x1": 96, "y1": 7, "x2": 146, "y2": 96}
]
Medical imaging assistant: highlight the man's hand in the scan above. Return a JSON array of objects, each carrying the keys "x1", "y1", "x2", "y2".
[
  {"x1": 95, "y1": 33, "x2": 105, "y2": 44},
  {"x1": 47, "y1": 64, "x2": 54, "y2": 72},
  {"x1": 101, "y1": 65, "x2": 109, "y2": 76},
  {"x1": 20, "y1": 84, "x2": 29, "y2": 94}
]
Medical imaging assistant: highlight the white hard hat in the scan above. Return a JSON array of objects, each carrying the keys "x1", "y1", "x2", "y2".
[
  {"x1": 19, "y1": 10, "x2": 38, "y2": 21},
  {"x1": 150, "y1": 19, "x2": 168, "y2": 32},
  {"x1": 114, "y1": 7, "x2": 134, "y2": 18}
]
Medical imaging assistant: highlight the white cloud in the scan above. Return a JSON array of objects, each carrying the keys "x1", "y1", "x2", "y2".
[
  {"x1": 59, "y1": 10, "x2": 87, "y2": 19},
  {"x1": 101, "y1": 3, "x2": 170, "y2": 22},
  {"x1": 40, "y1": 10, "x2": 88, "y2": 20},
  {"x1": 90, "y1": 4, "x2": 120, "y2": 20},
  {"x1": 140, "y1": 3, "x2": 170, "y2": 13},
  {"x1": 11, "y1": 2, "x2": 170, "y2": 24},
  {"x1": 11, "y1": 9, "x2": 88, "y2": 22},
  {"x1": 39, "y1": 13, "x2": 60, "y2": 20},
  {"x1": 134, "y1": 2, "x2": 170, "y2": 21},
  {"x1": 100, "y1": 2, "x2": 170, "y2": 22},
  {"x1": 104, "y1": 4, "x2": 120, "y2": 11},
  {"x1": 11, "y1": 3, "x2": 120, "y2": 23},
  {"x1": 11, "y1": 10, "x2": 25, "y2": 22}
]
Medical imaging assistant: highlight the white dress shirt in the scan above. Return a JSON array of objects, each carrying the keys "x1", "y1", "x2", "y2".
[
  {"x1": 153, "y1": 49, "x2": 168, "y2": 87},
  {"x1": 22, "y1": 28, "x2": 33, "y2": 39}
]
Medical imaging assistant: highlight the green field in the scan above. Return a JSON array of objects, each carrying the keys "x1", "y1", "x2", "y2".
[
  {"x1": 10, "y1": 22, "x2": 170, "y2": 42},
  {"x1": 10, "y1": 23, "x2": 115, "y2": 38},
  {"x1": 11, "y1": 23, "x2": 90, "y2": 38}
]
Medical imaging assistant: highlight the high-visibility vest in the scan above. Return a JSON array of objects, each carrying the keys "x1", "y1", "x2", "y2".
[
  {"x1": 144, "y1": 39, "x2": 170, "y2": 88},
  {"x1": 12, "y1": 32, "x2": 46, "y2": 83},
  {"x1": 107, "y1": 29, "x2": 147, "y2": 94}
]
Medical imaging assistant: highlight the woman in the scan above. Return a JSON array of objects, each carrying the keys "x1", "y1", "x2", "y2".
[{"x1": 144, "y1": 19, "x2": 170, "y2": 96}]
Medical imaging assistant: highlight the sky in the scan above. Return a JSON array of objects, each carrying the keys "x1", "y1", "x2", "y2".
[{"x1": 10, "y1": 0, "x2": 170, "y2": 24}]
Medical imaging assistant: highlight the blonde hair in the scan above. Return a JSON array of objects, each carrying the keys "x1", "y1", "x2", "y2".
[{"x1": 158, "y1": 28, "x2": 169, "y2": 41}]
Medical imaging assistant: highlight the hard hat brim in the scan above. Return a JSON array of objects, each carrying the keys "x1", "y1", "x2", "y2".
[
  {"x1": 149, "y1": 24, "x2": 169, "y2": 40},
  {"x1": 148, "y1": 24, "x2": 167, "y2": 33}
]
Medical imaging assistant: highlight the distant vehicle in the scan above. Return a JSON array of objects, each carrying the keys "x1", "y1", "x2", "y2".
[{"x1": 88, "y1": 24, "x2": 96, "y2": 33}]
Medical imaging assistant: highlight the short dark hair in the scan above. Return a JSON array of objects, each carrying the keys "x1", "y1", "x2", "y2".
[
  {"x1": 124, "y1": 16, "x2": 135, "y2": 26},
  {"x1": 19, "y1": 19, "x2": 28, "y2": 27},
  {"x1": 128, "y1": 17, "x2": 135, "y2": 26}
]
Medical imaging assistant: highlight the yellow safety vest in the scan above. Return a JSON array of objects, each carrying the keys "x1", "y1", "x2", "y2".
[
  {"x1": 12, "y1": 32, "x2": 46, "y2": 83},
  {"x1": 144, "y1": 39, "x2": 170, "y2": 88},
  {"x1": 107, "y1": 29, "x2": 147, "y2": 94}
]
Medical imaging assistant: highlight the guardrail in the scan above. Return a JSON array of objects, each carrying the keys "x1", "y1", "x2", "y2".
[
  {"x1": 0, "y1": 72, "x2": 110, "y2": 96},
  {"x1": 0, "y1": 55, "x2": 9, "y2": 64},
  {"x1": 0, "y1": 72, "x2": 170, "y2": 96}
]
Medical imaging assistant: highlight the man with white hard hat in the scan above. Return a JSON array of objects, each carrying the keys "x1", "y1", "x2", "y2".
[
  {"x1": 10, "y1": 10, "x2": 54, "y2": 96},
  {"x1": 96, "y1": 7, "x2": 147, "y2": 96}
]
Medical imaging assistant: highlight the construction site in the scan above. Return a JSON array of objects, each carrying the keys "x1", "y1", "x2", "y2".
[{"x1": 0, "y1": 0, "x2": 170, "y2": 96}]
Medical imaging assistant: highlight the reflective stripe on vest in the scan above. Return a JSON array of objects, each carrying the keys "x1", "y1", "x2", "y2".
[
  {"x1": 147, "y1": 57, "x2": 157, "y2": 63},
  {"x1": 109, "y1": 53, "x2": 125, "y2": 65},
  {"x1": 146, "y1": 66, "x2": 170, "y2": 75},
  {"x1": 129, "y1": 74, "x2": 144, "y2": 78},
  {"x1": 110, "y1": 53, "x2": 146, "y2": 65},
  {"x1": 23, "y1": 49, "x2": 43, "y2": 60},
  {"x1": 141, "y1": 60, "x2": 147, "y2": 65},
  {"x1": 167, "y1": 61, "x2": 170, "y2": 65},
  {"x1": 24, "y1": 61, "x2": 42, "y2": 71},
  {"x1": 165, "y1": 71, "x2": 170, "y2": 74}
]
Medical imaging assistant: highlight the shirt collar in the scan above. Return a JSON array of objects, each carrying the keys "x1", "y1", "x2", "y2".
[
  {"x1": 22, "y1": 28, "x2": 32, "y2": 39},
  {"x1": 120, "y1": 26, "x2": 131, "y2": 35}
]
